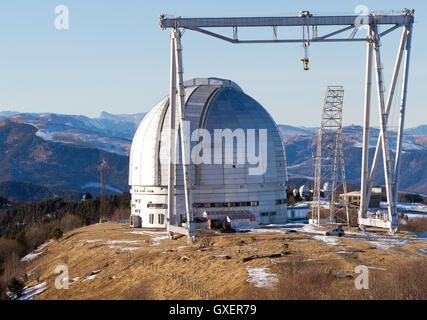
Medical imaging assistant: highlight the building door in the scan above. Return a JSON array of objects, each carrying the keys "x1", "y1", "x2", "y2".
[{"x1": 131, "y1": 215, "x2": 142, "y2": 228}]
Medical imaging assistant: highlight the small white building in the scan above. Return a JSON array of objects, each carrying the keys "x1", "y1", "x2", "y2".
[
  {"x1": 226, "y1": 214, "x2": 257, "y2": 229},
  {"x1": 287, "y1": 206, "x2": 310, "y2": 220},
  {"x1": 202, "y1": 211, "x2": 256, "y2": 229}
]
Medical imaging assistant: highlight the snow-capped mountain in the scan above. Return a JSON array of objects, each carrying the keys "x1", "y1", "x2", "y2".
[
  {"x1": 0, "y1": 110, "x2": 426, "y2": 197},
  {"x1": 0, "y1": 111, "x2": 146, "y2": 156}
]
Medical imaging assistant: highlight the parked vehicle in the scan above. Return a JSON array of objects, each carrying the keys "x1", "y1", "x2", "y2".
[
  {"x1": 325, "y1": 227, "x2": 345, "y2": 237},
  {"x1": 285, "y1": 229, "x2": 299, "y2": 234}
]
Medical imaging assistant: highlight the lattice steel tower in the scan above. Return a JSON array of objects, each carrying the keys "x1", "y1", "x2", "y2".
[{"x1": 313, "y1": 86, "x2": 349, "y2": 227}]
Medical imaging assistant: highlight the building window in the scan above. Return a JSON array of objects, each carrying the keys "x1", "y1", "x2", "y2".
[
  {"x1": 147, "y1": 203, "x2": 166, "y2": 209},
  {"x1": 276, "y1": 199, "x2": 287, "y2": 205},
  {"x1": 261, "y1": 212, "x2": 276, "y2": 217},
  {"x1": 192, "y1": 201, "x2": 260, "y2": 208},
  {"x1": 149, "y1": 214, "x2": 154, "y2": 224},
  {"x1": 158, "y1": 214, "x2": 165, "y2": 224}
]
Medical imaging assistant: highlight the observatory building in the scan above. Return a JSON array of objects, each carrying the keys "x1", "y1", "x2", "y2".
[{"x1": 129, "y1": 78, "x2": 288, "y2": 228}]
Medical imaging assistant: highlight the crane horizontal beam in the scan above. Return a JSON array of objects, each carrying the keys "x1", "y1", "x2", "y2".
[{"x1": 160, "y1": 14, "x2": 414, "y2": 29}]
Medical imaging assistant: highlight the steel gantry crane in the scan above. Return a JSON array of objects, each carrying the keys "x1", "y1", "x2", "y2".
[{"x1": 159, "y1": 9, "x2": 415, "y2": 238}]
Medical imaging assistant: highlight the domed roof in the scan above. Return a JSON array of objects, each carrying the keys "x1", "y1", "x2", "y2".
[{"x1": 129, "y1": 78, "x2": 286, "y2": 187}]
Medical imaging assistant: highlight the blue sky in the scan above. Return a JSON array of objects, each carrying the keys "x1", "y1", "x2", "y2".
[{"x1": 0, "y1": 0, "x2": 425, "y2": 127}]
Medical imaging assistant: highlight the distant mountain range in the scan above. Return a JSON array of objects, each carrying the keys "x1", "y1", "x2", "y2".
[
  {"x1": 0, "y1": 110, "x2": 426, "y2": 198},
  {"x1": 0, "y1": 181, "x2": 82, "y2": 202},
  {"x1": 405, "y1": 125, "x2": 427, "y2": 135},
  {"x1": 0, "y1": 110, "x2": 146, "y2": 156},
  {"x1": 0, "y1": 117, "x2": 130, "y2": 197}
]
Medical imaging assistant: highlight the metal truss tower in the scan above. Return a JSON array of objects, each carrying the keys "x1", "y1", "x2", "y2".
[{"x1": 313, "y1": 86, "x2": 349, "y2": 227}]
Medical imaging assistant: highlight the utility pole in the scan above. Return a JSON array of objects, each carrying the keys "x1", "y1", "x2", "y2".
[{"x1": 98, "y1": 159, "x2": 108, "y2": 223}]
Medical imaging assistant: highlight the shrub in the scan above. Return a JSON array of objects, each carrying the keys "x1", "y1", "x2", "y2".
[
  {"x1": 59, "y1": 213, "x2": 82, "y2": 232},
  {"x1": 25, "y1": 224, "x2": 51, "y2": 251},
  {"x1": 335, "y1": 208, "x2": 359, "y2": 227},
  {"x1": 200, "y1": 236, "x2": 213, "y2": 248},
  {"x1": 50, "y1": 228, "x2": 63, "y2": 240},
  {"x1": 399, "y1": 217, "x2": 427, "y2": 233},
  {"x1": 7, "y1": 277, "x2": 24, "y2": 299},
  {"x1": 0, "y1": 239, "x2": 25, "y2": 298},
  {"x1": 0, "y1": 278, "x2": 6, "y2": 300},
  {"x1": 111, "y1": 208, "x2": 131, "y2": 222},
  {"x1": 398, "y1": 193, "x2": 424, "y2": 203}
]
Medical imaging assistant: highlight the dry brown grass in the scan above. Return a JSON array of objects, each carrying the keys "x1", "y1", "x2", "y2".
[
  {"x1": 399, "y1": 217, "x2": 427, "y2": 233},
  {"x1": 235, "y1": 256, "x2": 341, "y2": 300},
  {"x1": 236, "y1": 257, "x2": 427, "y2": 300},
  {"x1": 358, "y1": 259, "x2": 427, "y2": 300},
  {"x1": 18, "y1": 223, "x2": 427, "y2": 300},
  {"x1": 121, "y1": 281, "x2": 152, "y2": 300}
]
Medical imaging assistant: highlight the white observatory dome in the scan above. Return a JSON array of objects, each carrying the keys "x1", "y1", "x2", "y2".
[{"x1": 129, "y1": 77, "x2": 288, "y2": 228}]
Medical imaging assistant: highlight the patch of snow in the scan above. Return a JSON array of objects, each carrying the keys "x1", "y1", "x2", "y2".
[
  {"x1": 126, "y1": 230, "x2": 169, "y2": 245},
  {"x1": 368, "y1": 266, "x2": 386, "y2": 271},
  {"x1": 368, "y1": 238, "x2": 410, "y2": 250},
  {"x1": 408, "y1": 232, "x2": 427, "y2": 239},
  {"x1": 334, "y1": 272, "x2": 353, "y2": 278},
  {"x1": 26, "y1": 267, "x2": 37, "y2": 277},
  {"x1": 300, "y1": 224, "x2": 328, "y2": 235},
  {"x1": 335, "y1": 246, "x2": 348, "y2": 253},
  {"x1": 212, "y1": 254, "x2": 229, "y2": 258},
  {"x1": 275, "y1": 258, "x2": 315, "y2": 264},
  {"x1": 237, "y1": 227, "x2": 285, "y2": 234},
  {"x1": 108, "y1": 245, "x2": 140, "y2": 251},
  {"x1": 311, "y1": 235, "x2": 338, "y2": 246},
  {"x1": 246, "y1": 268, "x2": 278, "y2": 288},
  {"x1": 405, "y1": 213, "x2": 427, "y2": 220},
  {"x1": 34, "y1": 127, "x2": 130, "y2": 157},
  {"x1": 106, "y1": 240, "x2": 140, "y2": 244},
  {"x1": 81, "y1": 182, "x2": 123, "y2": 194},
  {"x1": 381, "y1": 201, "x2": 427, "y2": 213},
  {"x1": 36, "y1": 239, "x2": 53, "y2": 252},
  {"x1": 369, "y1": 241, "x2": 391, "y2": 250},
  {"x1": 79, "y1": 239, "x2": 103, "y2": 243},
  {"x1": 21, "y1": 239, "x2": 54, "y2": 263},
  {"x1": 18, "y1": 282, "x2": 47, "y2": 300},
  {"x1": 83, "y1": 270, "x2": 101, "y2": 281},
  {"x1": 21, "y1": 252, "x2": 44, "y2": 263},
  {"x1": 179, "y1": 256, "x2": 190, "y2": 261}
]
